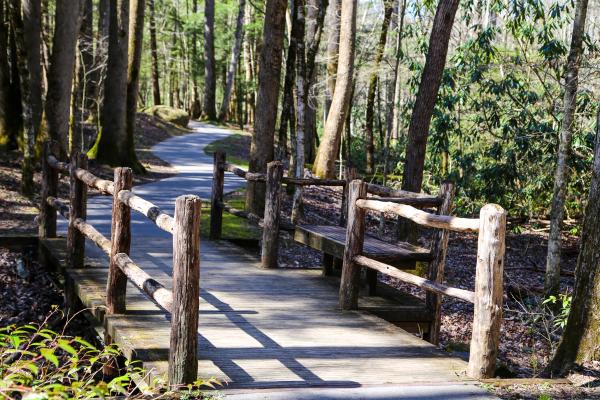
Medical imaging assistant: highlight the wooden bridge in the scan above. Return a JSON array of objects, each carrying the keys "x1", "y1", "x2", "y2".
[{"x1": 37, "y1": 140, "x2": 504, "y2": 398}]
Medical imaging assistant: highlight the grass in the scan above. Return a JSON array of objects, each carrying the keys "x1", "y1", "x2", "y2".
[
  {"x1": 203, "y1": 130, "x2": 251, "y2": 169},
  {"x1": 200, "y1": 194, "x2": 260, "y2": 240}
]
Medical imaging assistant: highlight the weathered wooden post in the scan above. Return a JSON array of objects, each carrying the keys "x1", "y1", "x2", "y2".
[
  {"x1": 39, "y1": 141, "x2": 59, "y2": 238},
  {"x1": 467, "y1": 203, "x2": 506, "y2": 379},
  {"x1": 169, "y1": 195, "x2": 202, "y2": 386},
  {"x1": 209, "y1": 151, "x2": 225, "y2": 240},
  {"x1": 339, "y1": 180, "x2": 367, "y2": 310},
  {"x1": 340, "y1": 167, "x2": 357, "y2": 227},
  {"x1": 261, "y1": 161, "x2": 283, "y2": 268},
  {"x1": 68, "y1": 152, "x2": 88, "y2": 268},
  {"x1": 426, "y1": 181, "x2": 455, "y2": 345},
  {"x1": 106, "y1": 168, "x2": 133, "y2": 314}
]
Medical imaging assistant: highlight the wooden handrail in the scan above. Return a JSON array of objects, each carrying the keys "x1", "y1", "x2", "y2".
[
  {"x1": 117, "y1": 190, "x2": 174, "y2": 234},
  {"x1": 47, "y1": 154, "x2": 69, "y2": 174},
  {"x1": 354, "y1": 255, "x2": 475, "y2": 303},
  {"x1": 74, "y1": 168, "x2": 115, "y2": 194},
  {"x1": 368, "y1": 195, "x2": 443, "y2": 208},
  {"x1": 73, "y1": 218, "x2": 112, "y2": 255},
  {"x1": 223, "y1": 162, "x2": 266, "y2": 181},
  {"x1": 356, "y1": 199, "x2": 480, "y2": 232},
  {"x1": 282, "y1": 177, "x2": 346, "y2": 186},
  {"x1": 366, "y1": 182, "x2": 439, "y2": 199},
  {"x1": 46, "y1": 196, "x2": 70, "y2": 220}
]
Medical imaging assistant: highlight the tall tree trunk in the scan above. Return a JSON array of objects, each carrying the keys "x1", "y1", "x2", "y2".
[
  {"x1": 203, "y1": 0, "x2": 216, "y2": 120},
  {"x1": 95, "y1": 0, "x2": 129, "y2": 166},
  {"x1": 545, "y1": 0, "x2": 588, "y2": 298},
  {"x1": 324, "y1": 0, "x2": 340, "y2": 117},
  {"x1": 190, "y1": 0, "x2": 200, "y2": 117},
  {"x1": 312, "y1": 0, "x2": 356, "y2": 179},
  {"x1": 401, "y1": 0, "x2": 459, "y2": 193},
  {"x1": 219, "y1": 0, "x2": 245, "y2": 121},
  {"x1": 148, "y1": 0, "x2": 161, "y2": 106},
  {"x1": 365, "y1": 0, "x2": 393, "y2": 175},
  {"x1": 245, "y1": 0, "x2": 288, "y2": 215},
  {"x1": 125, "y1": 0, "x2": 144, "y2": 172},
  {"x1": 548, "y1": 107, "x2": 600, "y2": 375},
  {"x1": 390, "y1": 0, "x2": 407, "y2": 141},
  {"x1": 79, "y1": 0, "x2": 94, "y2": 115},
  {"x1": 242, "y1": 0, "x2": 255, "y2": 126},
  {"x1": 22, "y1": 0, "x2": 41, "y2": 143},
  {"x1": 0, "y1": 0, "x2": 12, "y2": 149},
  {"x1": 44, "y1": 0, "x2": 81, "y2": 155},
  {"x1": 7, "y1": 23, "x2": 22, "y2": 149}
]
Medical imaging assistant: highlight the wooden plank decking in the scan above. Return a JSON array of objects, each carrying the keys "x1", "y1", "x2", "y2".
[{"x1": 41, "y1": 236, "x2": 476, "y2": 393}]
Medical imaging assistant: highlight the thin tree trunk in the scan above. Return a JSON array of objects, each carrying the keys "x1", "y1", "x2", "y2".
[
  {"x1": 390, "y1": 0, "x2": 407, "y2": 141},
  {"x1": 312, "y1": 0, "x2": 357, "y2": 179},
  {"x1": 242, "y1": 0, "x2": 255, "y2": 126},
  {"x1": 545, "y1": 0, "x2": 588, "y2": 298},
  {"x1": 203, "y1": 0, "x2": 216, "y2": 120},
  {"x1": 79, "y1": 0, "x2": 93, "y2": 115},
  {"x1": 245, "y1": 0, "x2": 288, "y2": 215},
  {"x1": 401, "y1": 0, "x2": 459, "y2": 192},
  {"x1": 44, "y1": 0, "x2": 81, "y2": 155},
  {"x1": 125, "y1": 0, "x2": 144, "y2": 172},
  {"x1": 365, "y1": 0, "x2": 393, "y2": 175},
  {"x1": 22, "y1": 0, "x2": 41, "y2": 143},
  {"x1": 148, "y1": 0, "x2": 161, "y2": 106},
  {"x1": 219, "y1": 0, "x2": 245, "y2": 121},
  {"x1": 0, "y1": 0, "x2": 12, "y2": 149},
  {"x1": 8, "y1": 0, "x2": 34, "y2": 194},
  {"x1": 548, "y1": 107, "x2": 600, "y2": 375},
  {"x1": 325, "y1": 0, "x2": 340, "y2": 117},
  {"x1": 95, "y1": 0, "x2": 129, "y2": 166},
  {"x1": 7, "y1": 23, "x2": 22, "y2": 149}
]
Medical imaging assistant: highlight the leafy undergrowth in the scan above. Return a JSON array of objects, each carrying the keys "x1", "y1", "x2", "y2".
[{"x1": 200, "y1": 191, "x2": 261, "y2": 241}]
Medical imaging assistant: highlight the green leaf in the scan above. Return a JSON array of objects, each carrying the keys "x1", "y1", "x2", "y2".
[{"x1": 40, "y1": 348, "x2": 59, "y2": 367}]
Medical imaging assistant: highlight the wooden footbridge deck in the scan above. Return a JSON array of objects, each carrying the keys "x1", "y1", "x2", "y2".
[{"x1": 37, "y1": 134, "x2": 504, "y2": 398}]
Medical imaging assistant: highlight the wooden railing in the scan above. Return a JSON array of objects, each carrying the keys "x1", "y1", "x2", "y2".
[
  {"x1": 341, "y1": 180, "x2": 506, "y2": 379},
  {"x1": 210, "y1": 151, "x2": 349, "y2": 268},
  {"x1": 39, "y1": 141, "x2": 201, "y2": 386}
]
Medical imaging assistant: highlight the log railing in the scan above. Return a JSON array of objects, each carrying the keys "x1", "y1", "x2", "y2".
[
  {"x1": 39, "y1": 141, "x2": 201, "y2": 386},
  {"x1": 211, "y1": 151, "x2": 348, "y2": 268},
  {"x1": 341, "y1": 180, "x2": 507, "y2": 379}
]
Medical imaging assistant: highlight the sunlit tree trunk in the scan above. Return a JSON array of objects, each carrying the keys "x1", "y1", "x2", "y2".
[
  {"x1": 203, "y1": 0, "x2": 216, "y2": 120},
  {"x1": 242, "y1": 0, "x2": 255, "y2": 126},
  {"x1": 312, "y1": 0, "x2": 356, "y2": 179},
  {"x1": 401, "y1": 0, "x2": 459, "y2": 192},
  {"x1": 324, "y1": 0, "x2": 340, "y2": 118},
  {"x1": 390, "y1": 0, "x2": 407, "y2": 141},
  {"x1": 148, "y1": 0, "x2": 161, "y2": 106},
  {"x1": 545, "y1": 0, "x2": 588, "y2": 298},
  {"x1": 219, "y1": 0, "x2": 245, "y2": 121}
]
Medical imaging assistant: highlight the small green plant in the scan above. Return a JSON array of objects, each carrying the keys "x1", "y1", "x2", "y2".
[
  {"x1": 538, "y1": 393, "x2": 552, "y2": 400},
  {"x1": 543, "y1": 293, "x2": 572, "y2": 328}
]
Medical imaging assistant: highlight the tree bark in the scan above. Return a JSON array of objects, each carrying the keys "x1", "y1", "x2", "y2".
[
  {"x1": 548, "y1": 107, "x2": 600, "y2": 375},
  {"x1": 245, "y1": 0, "x2": 288, "y2": 215},
  {"x1": 44, "y1": 0, "x2": 81, "y2": 155},
  {"x1": 219, "y1": 0, "x2": 245, "y2": 121},
  {"x1": 324, "y1": 0, "x2": 340, "y2": 116},
  {"x1": 312, "y1": 0, "x2": 357, "y2": 179},
  {"x1": 401, "y1": 0, "x2": 459, "y2": 192},
  {"x1": 79, "y1": 0, "x2": 94, "y2": 114},
  {"x1": 203, "y1": 0, "x2": 216, "y2": 120},
  {"x1": 125, "y1": 0, "x2": 144, "y2": 172},
  {"x1": 22, "y1": 0, "x2": 41, "y2": 143},
  {"x1": 365, "y1": 0, "x2": 393, "y2": 175},
  {"x1": 0, "y1": 0, "x2": 12, "y2": 150},
  {"x1": 242, "y1": 0, "x2": 255, "y2": 126},
  {"x1": 545, "y1": 0, "x2": 588, "y2": 298},
  {"x1": 95, "y1": 0, "x2": 129, "y2": 166},
  {"x1": 390, "y1": 0, "x2": 407, "y2": 140},
  {"x1": 148, "y1": 0, "x2": 161, "y2": 105}
]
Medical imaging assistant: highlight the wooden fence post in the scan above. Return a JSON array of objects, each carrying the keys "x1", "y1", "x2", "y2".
[
  {"x1": 339, "y1": 179, "x2": 367, "y2": 310},
  {"x1": 39, "y1": 141, "x2": 59, "y2": 238},
  {"x1": 106, "y1": 167, "x2": 132, "y2": 314},
  {"x1": 467, "y1": 203, "x2": 506, "y2": 379},
  {"x1": 68, "y1": 152, "x2": 88, "y2": 268},
  {"x1": 425, "y1": 181, "x2": 455, "y2": 345},
  {"x1": 261, "y1": 161, "x2": 283, "y2": 268},
  {"x1": 169, "y1": 195, "x2": 202, "y2": 386},
  {"x1": 340, "y1": 167, "x2": 357, "y2": 227},
  {"x1": 210, "y1": 151, "x2": 225, "y2": 240}
]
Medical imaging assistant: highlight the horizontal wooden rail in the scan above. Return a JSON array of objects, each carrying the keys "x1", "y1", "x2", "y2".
[
  {"x1": 366, "y1": 182, "x2": 440, "y2": 200},
  {"x1": 46, "y1": 196, "x2": 70, "y2": 219},
  {"x1": 47, "y1": 154, "x2": 69, "y2": 173},
  {"x1": 282, "y1": 177, "x2": 346, "y2": 186},
  {"x1": 117, "y1": 190, "x2": 174, "y2": 234},
  {"x1": 113, "y1": 253, "x2": 173, "y2": 312},
  {"x1": 74, "y1": 168, "x2": 115, "y2": 194},
  {"x1": 222, "y1": 203, "x2": 263, "y2": 225},
  {"x1": 73, "y1": 218, "x2": 112, "y2": 255},
  {"x1": 223, "y1": 163, "x2": 266, "y2": 181},
  {"x1": 369, "y1": 195, "x2": 443, "y2": 208},
  {"x1": 356, "y1": 199, "x2": 480, "y2": 232},
  {"x1": 354, "y1": 255, "x2": 475, "y2": 303}
]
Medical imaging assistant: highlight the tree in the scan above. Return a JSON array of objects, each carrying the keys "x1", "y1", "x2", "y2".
[
  {"x1": 324, "y1": 0, "x2": 340, "y2": 116},
  {"x1": 401, "y1": 0, "x2": 460, "y2": 193},
  {"x1": 22, "y1": 0, "x2": 41, "y2": 144},
  {"x1": 218, "y1": 0, "x2": 245, "y2": 121},
  {"x1": 245, "y1": 0, "x2": 287, "y2": 214},
  {"x1": 44, "y1": 0, "x2": 81, "y2": 154},
  {"x1": 548, "y1": 107, "x2": 600, "y2": 375},
  {"x1": 312, "y1": 0, "x2": 357, "y2": 179},
  {"x1": 545, "y1": 0, "x2": 589, "y2": 298},
  {"x1": 203, "y1": 0, "x2": 216, "y2": 120},
  {"x1": 125, "y1": 0, "x2": 145, "y2": 172},
  {"x1": 390, "y1": 0, "x2": 407, "y2": 142},
  {"x1": 148, "y1": 0, "x2": 161, "y2": 106},
  {"x1": 365, "y1": 0, "x2": 393, "y2": 175},
  {"x1": 95, "y1": 0, "x2": 130, "y2": 166},
  {"x1": 79, "y1": 0, "x2": 95, "y2": 114},
  {"x1": 0, "y1": 0, "x2": 12, "y2": 149}
]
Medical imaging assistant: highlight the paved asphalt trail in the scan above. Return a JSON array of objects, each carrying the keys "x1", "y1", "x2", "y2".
[{"x1": 59, "y1": 121, "x2": 245, "y2": 239}]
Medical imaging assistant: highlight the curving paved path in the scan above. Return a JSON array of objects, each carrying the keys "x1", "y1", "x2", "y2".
[{"x1": 60, "y1": 121, "x2": 245, "y2": 239}]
